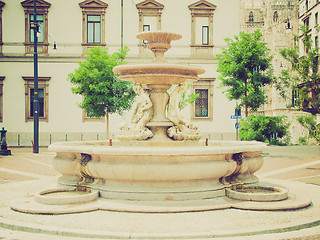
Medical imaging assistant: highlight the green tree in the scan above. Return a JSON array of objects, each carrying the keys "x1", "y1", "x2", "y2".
[
  {"x1": 239, "y1": 115, "x2": 291, "y2": 145},
  {"x1": 217, "y1": 29, "x2": 274, "y2": 116},
  {"x1": 279, "y1": 25, "x2": 320, "y2": 115},
  {"x1": 297, "y1": 115, "x2": 320, "y2": 144},
  {"x1": 68, "y1": 46, "x2": 136, "y2": 139}
]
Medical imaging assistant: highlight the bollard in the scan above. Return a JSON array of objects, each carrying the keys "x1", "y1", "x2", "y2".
[{"x1": 0, "y1": 127, "x2": 11, "y2": 155}]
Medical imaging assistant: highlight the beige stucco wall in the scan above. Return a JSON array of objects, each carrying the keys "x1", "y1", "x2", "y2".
[{"x1": 1, "y1": 0, "x2": 241, "y2": 145}]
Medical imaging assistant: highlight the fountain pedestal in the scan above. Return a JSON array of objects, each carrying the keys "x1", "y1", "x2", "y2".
[{"x1": 114, "y1": 32, "x2": 204, "y2": 140}]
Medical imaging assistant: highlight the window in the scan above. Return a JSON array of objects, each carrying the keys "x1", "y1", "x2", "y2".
[
  {"x1": 143, "y1": 24, "x2": 150, "y2": 32},
  {"x1": 249, "y1": 11, "x2": 254, "y2": 22},
  {"x1": 87, "y1": 15, "x2": 101, "y2": 43},
  {"x1": 292, "y1": 90, "x2": 298, "y2": 106},
  {"x1": 143, "y1": 25, "x2": 150, "y2": 44},
  {"x1": 316, "y1": 36, "x2": 319, "y2": 48},
  {"x1": 316, "y1": 12, "x2": 319, "y2": 26},
  {"x1": 0, "y1": 1, "x2": 4, "y2": 56},
  {"x1": 30, "y1": 14, "x2": 44, "y2": 43},
  {"x1": 273, "y1": 11, "x2": 278, "y2": 22},
  {"x1": 195, "y1": 89, "x2": 208, "y2": 117},
  {"x1": 188, "y1": 0, "x2": 216, "y2": 57},
  {"x1": 136, "y1": 0, "x2": 164, "y2": 53},
  {"x1": 306, "y1": 0, "x2": 309, "y2": 10},
  {"x1": 83, "y1": 109, "x2": 105, "y2": 122},
  {"x1": 304, "y1": 17, "x2": 310, "y2": 28},
  {"x1": 202, "y1": 26, "x2": 209, "y2": 45},
  {"x1": 79, "y1": 0, "x2": 108, "y2": 52},
  {"x1": 191, "y1": 78, "x2": 214, "y2": 120},
  {"x1": 30, "y1": 88, "x2": 45, "y2": 117},
  {"x1": 21, "y1": 0, "x2": 51, "y2": 55},
  {"x1": 23, "y1": 77, "x2": 50, "y2": 122}
]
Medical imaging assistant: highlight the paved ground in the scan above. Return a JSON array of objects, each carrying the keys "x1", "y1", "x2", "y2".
[{"x1": 0, "y1": 145, "x2": 320, "y2": 239}]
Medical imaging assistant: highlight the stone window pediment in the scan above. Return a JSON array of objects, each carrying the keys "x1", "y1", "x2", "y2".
[
  {"x1": 189, "y1": 0, "x2": 216, "y2": 57},
  {"x1": 136, "y1": 0, "x2": 164, "y2": 54},
  {"x1": 79, "y1": 0, "x2": 108, "y2": 10},
  {"x1": 79, "y1": 0, "x2": 108, "y2": 52},
  {"x1": 188, "y1": 0, "x2": 217, "y2": 15},
  {"x1": 21, "y1": 0, "x2": 51, "y2": 55},
  {"x1": 21, "y1": 0, "x2": 51, "y2": 10},
  {"x1": 136, "y1": 0, "x2": 164, "y2": 11}
]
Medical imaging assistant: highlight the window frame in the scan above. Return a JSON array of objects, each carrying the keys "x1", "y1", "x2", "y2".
[
  {"x1": 23, "y1": 76, "x2": 50, "y2": 122},
  {"x1": 136, "y1": 0, "x2": 164, "y2": 53},
  {"x1": 249, "y1": 11, "x2": 254, "y2": 22},
  {"x1": 191, "y1": 78, "x2": 214, "y2": 121},
  {"x1": 79, "y1": 0, "x2": 108, "y2": 53},
  {"x1": 87, "y1": 15, "x2": 101, "y2": 44},
  {"x1": 21, "y1": 0, "x2": 51, "y2": 55},
  {"x1": 188, "y1": 0, "x2": 216, "y2": 57},
  {"x1": 202, "y1": 26, "x2": 209, "y2": 45},
  {"x1": 143, "y1": 24, "x2": 150, "y2": 44},
  {"x1": 194, "y1": 89, "x2": 209, "y2": 117}
]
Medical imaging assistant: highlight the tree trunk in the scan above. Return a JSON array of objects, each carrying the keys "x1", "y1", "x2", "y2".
[
  {"x1": 245, "y1": 79, "x2": 248, "y2": 117},
  {"x1": 106, "y1": 110, "x2": 109, "y2": 139}
]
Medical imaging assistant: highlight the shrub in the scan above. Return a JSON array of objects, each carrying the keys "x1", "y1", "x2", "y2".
[
  {"x1": 239, "y1": 115, "x2": 291, "y2": 145},
  {"x1": 297, "y1": 115, "x2": 320, "y2": 145}
]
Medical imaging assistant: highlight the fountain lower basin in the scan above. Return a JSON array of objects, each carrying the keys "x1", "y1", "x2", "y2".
[
  {"x1": 34, "y1": 188, "x2": 99, "y2": 205},
  {"x1": 49, "y1": 140, "x2": 266, "y2": 201},
  {"x1": 226, "y1": 185, "x2": 289, "y2": 202}
]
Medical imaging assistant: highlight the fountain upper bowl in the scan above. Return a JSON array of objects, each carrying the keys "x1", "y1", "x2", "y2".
[{"x1": 113, "y1": 63, "x2": 205, "y2": 85}]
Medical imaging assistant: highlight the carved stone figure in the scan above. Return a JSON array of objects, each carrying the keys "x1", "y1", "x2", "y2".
[
  {"x1": 167, "y1": 83, "x2": 201, "y2": 140},
  {"x1": 118, "y1": 84, "x2": 153, "y2": 140}
]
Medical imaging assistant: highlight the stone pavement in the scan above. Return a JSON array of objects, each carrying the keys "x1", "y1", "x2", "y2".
[{"x1": 0, "y1": 145, "x2": 319, "y2": 240}]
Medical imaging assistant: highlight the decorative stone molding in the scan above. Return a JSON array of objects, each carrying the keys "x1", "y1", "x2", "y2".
[
  {"x1": 136, "y1": 0, "x2": 164, "y2": 32},
  {"x1": 136, "y1": 0, "x2": 164, "y2": 55},
  {"x1": 23, "y1": 76, "x2": 51, "y2": 122},
  {"x1": 188, "y1": 0, "x2": 216, "y2": 57},
  {"x1": 191, "y1": 78, "x2": 215, "y2": 121},
  {"x1": 21, "y1": 0, "x2": 51, "y2": 55},
  {"x1": 79, "y1": 0, "x2": 108, "y2": 54}
]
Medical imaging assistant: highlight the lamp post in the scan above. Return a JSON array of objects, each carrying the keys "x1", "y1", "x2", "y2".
[
  {"x1": 33, "y1": 0, "x2": 39, "y2": 153},
  {"x1": 121, "y1": 0, "x2": 123, "y2": 49}
]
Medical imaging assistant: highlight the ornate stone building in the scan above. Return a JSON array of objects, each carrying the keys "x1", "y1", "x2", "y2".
[{"x1": 240, "y1": 0, "x2": 310, "y2": 143}]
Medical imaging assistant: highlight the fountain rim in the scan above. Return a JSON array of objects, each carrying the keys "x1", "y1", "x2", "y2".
[
  {"x1": 113, "y1": 62, "x2": 205, "y2": 74},
  {"x1": 48, "y1": 140, "x2": 267, "y2": 156},
  {"x1": 136, "y1": 31, "x2": 182, "y2": 41}
]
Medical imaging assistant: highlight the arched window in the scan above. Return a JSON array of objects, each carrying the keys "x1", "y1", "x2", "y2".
[
  {"x1": 249, "y1": 11, "x2": 254, "y2": 22},
  {"x1": 273, "y1": 11, "x2": 278, "y2": 22}
]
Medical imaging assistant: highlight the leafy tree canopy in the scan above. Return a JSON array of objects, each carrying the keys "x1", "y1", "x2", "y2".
[
  {"x1": 68, "y1": 46, "x2": 136, "y2": 118},
  {"x1": 217, "y1": 29, "x2": 274, "y2": 116},
  {"x1": 239, "y1": 115, "x2": 291, "y2": 145},
  {"x1": 278, "y1": 25, "x2": 320, "y2": 115}
]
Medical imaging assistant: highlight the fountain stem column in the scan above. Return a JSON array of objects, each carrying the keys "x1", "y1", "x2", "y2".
[{"x1": 147, "y1": 84, "x2": 173, "y2": 141}]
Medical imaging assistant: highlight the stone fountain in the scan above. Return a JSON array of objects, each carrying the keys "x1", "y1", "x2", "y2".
[{"x1": 11, "y1": 32, "x2": 311, "y2": 215}]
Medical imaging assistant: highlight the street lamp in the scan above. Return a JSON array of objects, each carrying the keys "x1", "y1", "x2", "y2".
[{"x1": 32, "y1": 0, "x2": 39, "y2": 153}]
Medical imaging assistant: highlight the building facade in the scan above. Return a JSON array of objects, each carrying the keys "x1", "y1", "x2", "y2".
[
  {"x1": 239, "y1": 0, "x2": 313, "y2": 143},
  {"x1": 0, "y1": 0, "x2": 241, "y2": 146}
]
